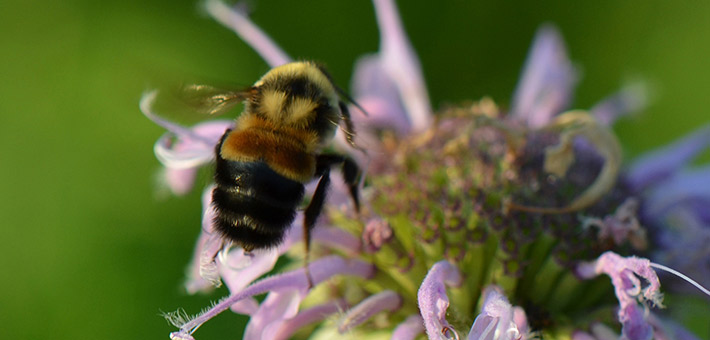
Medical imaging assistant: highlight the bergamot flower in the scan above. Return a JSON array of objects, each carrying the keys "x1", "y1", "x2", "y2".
[{"x1": 142, "y1": 1, "x2": 710, "y2": 339}]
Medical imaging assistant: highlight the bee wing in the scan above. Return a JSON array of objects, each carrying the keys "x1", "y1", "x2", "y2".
[{"x1": 177, "y1": 84, "x2": 253, "y2": 116}]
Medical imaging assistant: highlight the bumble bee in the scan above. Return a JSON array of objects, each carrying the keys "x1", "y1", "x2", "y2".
[{"x1": 180, "y1": 61, "x2": 362, "y2": 254}]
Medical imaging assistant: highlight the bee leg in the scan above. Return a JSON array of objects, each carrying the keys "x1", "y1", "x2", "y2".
[
  {"x1": 341, "y1": 157, "x2": 361, "y2": 214},
  {"x1": 303, "y1": 166, "x2": 332, "y2": 289},
  {"x1": 316, "y1": 154, "x2": 361, "y2": 213},
  {"x1": 301, "y1": 155, "x2": 362, "y2": 288}
]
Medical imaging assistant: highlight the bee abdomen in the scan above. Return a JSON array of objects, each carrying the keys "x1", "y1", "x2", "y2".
[
  {"x1": 212, "y1": 158, "x2": 305, "y2": 250},
  {"x1": 212, "y1": 217, "x2": 286, "y2": 251},
  {"x1": 212, "y1": 187, "x2": 298, "y2": 230},
  {"x1": 214, "y1": 159, "x2": 305, "y2": 207}
]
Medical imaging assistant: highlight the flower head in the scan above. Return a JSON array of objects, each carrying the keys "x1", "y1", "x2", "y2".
[{"x1": 145, "y1": 1, "x2": 709, "y2": 339}]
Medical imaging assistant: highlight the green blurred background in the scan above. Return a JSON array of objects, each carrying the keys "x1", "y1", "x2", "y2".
[{"x1": 1, "y1": 0, "x2": 708, "y2": 339}]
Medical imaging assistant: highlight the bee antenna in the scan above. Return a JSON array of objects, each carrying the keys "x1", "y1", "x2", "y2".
[{"x1": 335, "y1": 85, "x2": 369, "y2": 117}]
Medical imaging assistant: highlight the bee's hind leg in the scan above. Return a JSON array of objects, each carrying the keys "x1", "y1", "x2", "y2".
[
  {"x1": 302, "y1": 164, "x2": 331, "y2": 289},
  {"x1": 301, "y1": 154, "x2": 361, "y2": 288}
]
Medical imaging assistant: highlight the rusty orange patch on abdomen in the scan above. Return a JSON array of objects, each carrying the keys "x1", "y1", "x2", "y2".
[{"x1": 220, "y1": 128, "x2": 317, "y2": 183}]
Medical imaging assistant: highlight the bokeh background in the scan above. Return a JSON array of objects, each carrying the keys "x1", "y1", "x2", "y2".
[{"x1": 1, "y1": 0, "x2": 708, "y2": 339}]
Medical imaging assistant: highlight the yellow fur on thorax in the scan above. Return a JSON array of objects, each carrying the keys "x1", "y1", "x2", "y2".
[
  {"x1": 259, "y1": 90, "x2": 319, "y2": 128},
  {"x1": 260, "y1": 90, "x2": 288, "y2": 119},
  {"x1": 286, "y1": 97, "x2": 319, "y2": 125},
  {"x1": 220, "y1": 115, "x2": 319, "y2": 183},
  {"x1": 255, "y1": 62, "x2": 339, "y2": 127}
]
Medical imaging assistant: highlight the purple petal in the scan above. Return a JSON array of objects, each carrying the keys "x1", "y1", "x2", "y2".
[
  {"x1": 153, "y1": 119, "x2": 232, "y2": 170},
  {"x1": 417, "y1": 260, "x2": 463, "y2": 340},
  {"x1": 571, "y1": 331, "x2": 597, "y2": 340},
  {"x1": 219, "y1": 211, "x2": 366, "y2": 311},
  {"x1": 185, "y1": 230, "x2": 224, "y2": 293},
  {"x1": 650, "y1": 207, "x2": 710, "y2": 292},
  {"x1": 392, "y1": 315, "x2": 425, "y2": 340},
  {"x1": 244, "y1": 289, "x2": 304, "y2": 340},
  {"x1": 620, "y1": 304, "x2": 653, "y2": 340},
  {"x1": 512, "y1": 307, "x2": 529, "y2": 340},
  {"x1": 174, "y1": 256, "x2": 374, "y2": 336},
  {"x1": 643, "y1": 165, "x2": 710, "y2": 220},
  {"x1": 577, "y1": 252, "x2": 663, "y2": 305},
  {"x1": 626, "y1": 125, "x2": 710, "y2": 191},
  {"x1": 219, "y1": 212, "x2": 306, "y2": 311},
  {"x1": 590, "y1": 82, "x2": 648, "y2": 126},
  {"x1": 590, "y1": 323, "x2": 622, "y2": 340},
  {"x1": 338, "y1": 290, "x2": 402, "y2": 332},
  {"x1": 371, "y1": 0, "x2": 432, "y2": 131},
  {"x1": 185, "y1": 186, "x2": 223, "y2": 293},
  {"x1": 647, "y1": 314, "x2": 702, "y2": 340},
  {"x1": 204, "y1": 0, "x2": 291, "y2": 67},
  {"x1": 577, "y1": 252, "x2": 662, "y2": 340},
  {"x1": 683, "y1": 197, "x2": 710, "y2": 225},
  {"x1": 571, "y1": 324, "x2": 620, "y2": 340},
  {"x1": 311, "y1": 225, "x2": 361, "y2": 255},
  {"x1": 511, "y1": 25, "x2": 577, "y2": 128},
  {"x1": 152, "y1": 116, "x2": 231, "y2": 196},
  {"x1": 163, "y1": 167, "x2": 199, "y2": 196},
  {"x1": 268, "y1": 299, "x2": 348, "y2": 340},
  {"x1": 220, "y1": 248, "x2": 280, "y2": 313},
  {"x1": 350, "y1": 55, "x2": 413, "y2": 135},
  {"x1": 467, "y1": 285, "x2": 520, "y2": 340},
  {"x1": 169, "y1": 331, "x2": 195, "y2": 340}
]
